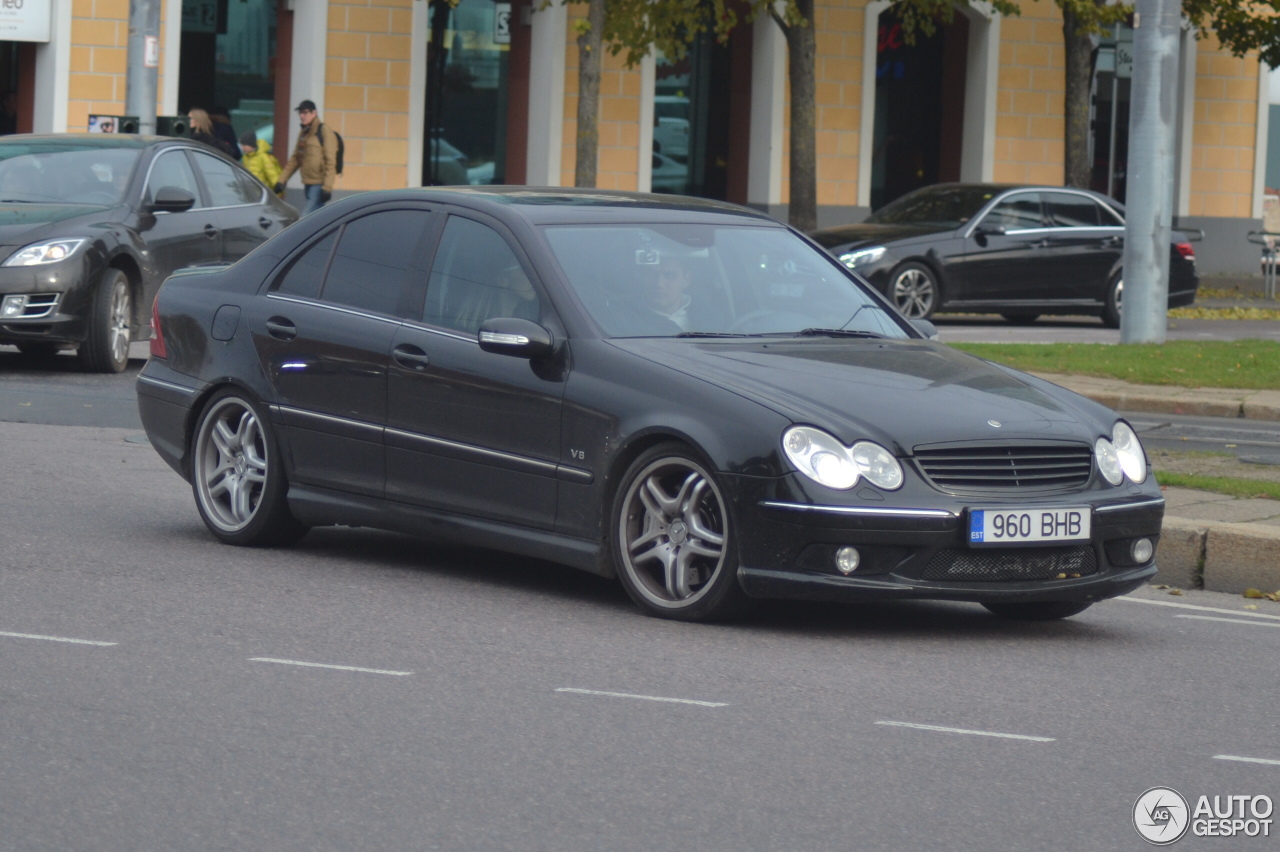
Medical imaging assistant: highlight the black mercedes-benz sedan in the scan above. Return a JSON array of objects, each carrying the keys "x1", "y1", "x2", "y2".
[
  {"x1": 810, "y1": 183, "x2": 1199, "y2": 325},
  {"x1": 136, "y1": 188, "x2": 1164, "y2": 622},
  {"x1": 0, "y1": 134, "x2": 297, "y2": 372}
]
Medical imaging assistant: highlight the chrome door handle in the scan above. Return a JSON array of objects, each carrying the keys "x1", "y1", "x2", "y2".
[
  {"x1": 265, "y1": 317, "x2": 297, "y2": 341},
  {"x1": 203, "y1": 224, "x2": 219, "y2": 239},
  {"x1": 392, "y1": 344, "x2": 430, "y2": 371}
]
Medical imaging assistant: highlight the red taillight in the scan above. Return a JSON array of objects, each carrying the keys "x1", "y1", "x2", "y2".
[
  {"x1": 149, "y1": 296, "x2": 167, "y2": 359},
  {"x1": 1175, "y1": 242, "x2": 1195, "y2": 260}
]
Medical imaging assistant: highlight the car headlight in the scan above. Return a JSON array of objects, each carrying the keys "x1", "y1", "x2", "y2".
[
  {"x1": 838, "y1": 246, "x2": 886, "y2": 269},
  {"x1": 3, "y1": 238, "x2": 87, "y2": 267},
  {"x1": 782, "y1": 425, "x2": 904, "y2": 491},
  {"x1": 1095, "y1": 422, "x2": 1147, "y2": 486}
]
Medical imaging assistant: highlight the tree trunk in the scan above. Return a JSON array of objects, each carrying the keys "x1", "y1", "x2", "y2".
[
  {"x1": 1062, "y1": 5, "x2": 1096, "y2": 189},
  {"x1": 574, "y1": 0, "x2": 606, "y2": 188},
  {"x1": 777, "y1": 0, "x2": 816, "y2": 232}
]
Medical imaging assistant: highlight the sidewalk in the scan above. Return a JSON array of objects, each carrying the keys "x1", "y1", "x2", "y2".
[{"x1": 1032, "y1": 372, "x2": 1280, "y2": 595}]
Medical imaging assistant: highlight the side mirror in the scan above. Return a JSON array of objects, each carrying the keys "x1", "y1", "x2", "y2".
[
  {"x1": 910, "y1": 318, "x2": 939, "y2": 340},
  {"x1": 477, "y1": 317, "x2": 555, "y2": 360},
  {"x1": 974, "y1": 222, "x2": 1007, "y2": 237},
  {"x1": 150, "y1": 186, "x2": 196, "y2": 213}
]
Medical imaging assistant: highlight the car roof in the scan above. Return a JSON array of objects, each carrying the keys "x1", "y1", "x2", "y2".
[
  {"x1": 355, "y1": 186, "x2": 784, "y2": 226},
  {"x1": 0, "y1": 133, "x2": 163, "y2": 150}
]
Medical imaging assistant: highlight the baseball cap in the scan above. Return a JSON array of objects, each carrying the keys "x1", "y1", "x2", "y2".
[{"x1": 295, "y1": 99, "x2": 317, "y2": 112}]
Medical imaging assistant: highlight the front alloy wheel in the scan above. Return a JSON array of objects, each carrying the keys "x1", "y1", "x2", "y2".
[
  {"x1": 889, "y1": 262, "x2": 938, "y2": 319},
  {"x1": 192, "y1": 391, "x2": 307, "y2": 546},
  {"x1": 78, "y1": 269, "x2": 131, "y2": 373},
  {"x1": 613, "y1": 445, "x2": 748, "y2": 621}
]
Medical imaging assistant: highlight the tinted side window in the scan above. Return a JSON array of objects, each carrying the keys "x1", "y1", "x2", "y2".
[
  {"x1": 1098, "y1": 203, "x2": 1124, "y2": 226},
  {"x1": 236, "y1": 168, "x2": 266, "y2": 202},
  {"x1": 146, "y1": 151, "x2": 201, "y2": 206},
  {"x1": 321, "y1": 210, "x2": 432, "y2": 315},
  {"x1": 423, "y1": 216, "x2": 539, "y2": 333},
  {"x1": 1046, "y1": 192, "x2": 1101, "y2": 227},
  {"x1": 271, "y1": 229, "x2": 337, "y2": 299},
  {"x1": 983, "y1": 194, "x2": 1043, "y2": 230},
  {"x1": 192, "y1": 151, "x2": 259, "y2": 206}
]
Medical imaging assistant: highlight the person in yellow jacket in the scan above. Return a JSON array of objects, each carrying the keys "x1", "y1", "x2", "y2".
[
  {"x1": 239, "y1": 131, "x2": 282, "y2": 196},
  {"x1": 274, "y1": 99, "x2": 337, "y2": 215}
]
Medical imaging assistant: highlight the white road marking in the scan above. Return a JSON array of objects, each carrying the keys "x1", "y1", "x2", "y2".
[
  {"x1": 1214, "y1": 755, "x2": 1280, "y2": 766},
  {"x1": 249, "y1": 657, "x2": 413, "y2": 676},
  {"x1": 1114, "y1": 597, "x2": 1280, "y2": 621},
  {"x1": 0, "y1": 630, "x2": 116, "y2": 646},
  {"x1": 1175, "y1": 614, "x2": 1280, "y2": 628},
  {"x1": 555, "y1": 688, "x2": 728, "y2": 708},
  {"x1": 875, "y1": 720, "x2": 1055, "y2": 742}
]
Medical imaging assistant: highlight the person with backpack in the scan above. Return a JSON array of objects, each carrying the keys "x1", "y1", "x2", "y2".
[
  {"x1": 240, "y1": 131, "x2": 282, "y2": 196},
  {"x1": 275, "y1": 99, "x2": 339, "y2": 215}
]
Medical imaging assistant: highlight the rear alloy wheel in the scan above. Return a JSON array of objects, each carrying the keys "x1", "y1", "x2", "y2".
[
  {"x1": 78, "y1": 268, "x2": 131, "y2": 373},
  {"x1": 612, "y1": 444, "x2": 750, "y2": 621},
  {"x1": 1101, "y1": 274, "x2": 1123, "y2": 328},
  {"x1": 191, "y1": 390, "x2": 307, "y2": 547},
  {"x1": 982, "y1": 601, "x2": 1093, "y2": 621},
  {"x1": 888, "y1": 262, "x2": 939, "y2": 319}
]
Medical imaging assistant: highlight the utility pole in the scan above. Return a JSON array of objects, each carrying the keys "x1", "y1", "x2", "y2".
[
  {"x1": 1120, "y1": 0, "x2": 1180, "y2": 343},
  {"x1": 125, "y1": 0, "x2": 161, "y2": 134}
]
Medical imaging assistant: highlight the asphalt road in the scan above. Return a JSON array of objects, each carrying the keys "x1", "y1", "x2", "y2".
[
  {"x1": 936, "y1": 314, "x2": 1280, "y2": 343},
  {"x1": 2, "y1": 326, "x2": 1278, "y2": 850}
]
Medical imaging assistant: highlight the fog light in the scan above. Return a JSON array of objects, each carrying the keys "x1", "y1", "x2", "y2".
[
  {"x1": 1130, "y1": 538, "x2": 1154, "y2": 564},
  {"x1": 835, "y1": 546, "x2": 860, "y2": 574},
  {"x1": 1, "y1": 294, "x2": 26, "y2": 317}
]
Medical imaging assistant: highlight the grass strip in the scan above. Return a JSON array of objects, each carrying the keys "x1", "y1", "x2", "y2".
[
  {"x1": 1155, "y1": 471, "x2": 1280, "y2": 501},
  {"x1": 951, "y1": 340, "x2": 1280, "y2": 390}
]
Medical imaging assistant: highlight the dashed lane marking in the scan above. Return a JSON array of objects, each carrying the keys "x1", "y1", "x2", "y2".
[
  {"x1": 875, "y1": 720, "x2": 1055, "y2": 742},
  {"x1": 555, "y1": 688, "x2": 728, "y2": 708},
  {"x1": 0, "y1": 630, "x2": 116, "y2": 646},
  {"x1": 1113, "y1": 597, "x2": 1280, "y2": 621},
  {"x1": 1176, "y1": 614, "x2": 1280, "y2": 629},
  {"x1": 1214, "y1": 755, "x2": 1280, "y2": 766},
  {"x1": 249, "y1": 657, "x2": 413, "y2": 676}
]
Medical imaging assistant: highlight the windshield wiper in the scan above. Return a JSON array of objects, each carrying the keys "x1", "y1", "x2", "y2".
[
  {"x1": 674, "y1": 331, "x2": 753, "y2": 338},
  {"x1": 791, "y1": 328, "x2": 887, "y2": 339}
]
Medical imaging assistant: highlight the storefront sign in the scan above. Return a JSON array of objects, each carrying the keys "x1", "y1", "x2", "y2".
[
  {"x1": 494, "y1": 2, "x2": 511, "y2": 45},
  {"x1": 182, "y1": 0, "x2": 218, "y2": 34},
  {"x1": 0, "y1": 0, "x2": 53, "y2": 43}
]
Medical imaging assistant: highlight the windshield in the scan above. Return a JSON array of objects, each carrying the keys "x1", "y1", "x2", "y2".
[
  {"x1": 542, "y1": 224, "x2": 911, "y2": 339},
  {"x1": 0, "y1": 145, "x2": 140, "y2": 205},
  {"x1": 866, "y1": 185, "x2": 998, "y2": 227}
]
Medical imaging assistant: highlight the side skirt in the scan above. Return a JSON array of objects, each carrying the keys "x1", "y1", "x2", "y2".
[{"x1": 286, "y1": 484, "x2": 610, "y2": 577}]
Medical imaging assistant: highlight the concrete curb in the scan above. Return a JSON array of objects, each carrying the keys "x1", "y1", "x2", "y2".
[
  {"x1": 1030, "y1": 373, "x2": 1280, "y2": 422},
  {"x1": 1156, "y1": 516, "x2": 1280, "y2": 593}
]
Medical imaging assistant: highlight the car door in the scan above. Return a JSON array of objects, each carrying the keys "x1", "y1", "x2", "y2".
[
  {"x1": 251, "y1": 207, "x2": 435, "y2": 497},
  {"x1": 140, "y1": 149, "x2": 221, "y2": 279},
  {"x1": 189, "y1": 149, "x2": 285, "y2": 262},
  {"x1": 1042, "y1": 191, "x2": 1123, "y2": 301},
  {"x1": 385, "y1": 212, "x2": 566, "y2": 530},
  {"x1": 951, "y1": 191, "x2": 1049, "y2": 304}
]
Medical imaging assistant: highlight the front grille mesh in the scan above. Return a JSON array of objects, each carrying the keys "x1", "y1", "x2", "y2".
[
  {"x1": 914, "y1": 444, "x2": 1093, "y2": 491},
  {"x1": 923, "y1": 545, "x2": 1097, "y2": 582}
]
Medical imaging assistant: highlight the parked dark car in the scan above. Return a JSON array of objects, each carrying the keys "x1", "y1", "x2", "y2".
[
  {"x1": 137, "y1": 188, "x2": 1163, "y2": 623},
  {"x1": 810, "y1": 183, "x2": 1199, "y2": 326},
  {"x1": 0, "y1": 133, "x2": 297, "y2": 372}
]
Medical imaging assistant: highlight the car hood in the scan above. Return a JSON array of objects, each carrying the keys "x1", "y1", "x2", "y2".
[
  {"x1": 614, "y1": 338, "x2": 1106, "y2": 453},
  {"x1": 0, "y1": 203, "x2": 117, "y2": 246},
  {"x1": 809, "y1": 222, "x2": 954, "y2": 251}
]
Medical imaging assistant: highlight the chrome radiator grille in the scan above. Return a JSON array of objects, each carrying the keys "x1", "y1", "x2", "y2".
[{"x1": 913, "y1": 443, "x2": 1093, "y2": 491}]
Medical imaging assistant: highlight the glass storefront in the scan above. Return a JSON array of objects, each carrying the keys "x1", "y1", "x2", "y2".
[
  {"x1": 179, "y1": 0, "x2": 278, "y2": 144},
  {"x1": 425, "y1": 0, "x2": 510, "y2": 185},
  {"x1": 1091, "y1": 25, "x2": 1133, "y2": 202},
  {"x1": 651, "y1": 35, "x2": 730, "y2": 199}
]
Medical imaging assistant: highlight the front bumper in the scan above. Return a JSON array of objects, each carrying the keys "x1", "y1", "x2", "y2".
[
  {"x1": 728, "y1": 476, "x2": 1163, "y2": 605},
  {"x1": 0, "y1": 252, "x2": 94, "y2": 344}
]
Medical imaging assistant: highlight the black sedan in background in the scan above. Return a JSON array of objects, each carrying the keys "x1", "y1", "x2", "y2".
[
  {"x1": 811, "y1": 183, "x2": 1199, "y2": 326},
  {"x1": 137, "y1": 188, "x2": 1163, "y2": 623},
  {"x1": 0, "y1": 134, "x2": 297, "y2": 372}
]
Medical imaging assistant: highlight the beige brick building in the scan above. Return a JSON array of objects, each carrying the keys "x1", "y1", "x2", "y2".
[{"x1": 8, "y1": 0, "x2": 1270, "y2": 273}]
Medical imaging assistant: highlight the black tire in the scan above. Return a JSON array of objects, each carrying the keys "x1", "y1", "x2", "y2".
[
  {"x1": 888, "y1": 261, "x2": 940, "y2": 319},
  {"x1": 1001, "y1": 313, "x2": 1040, "y2": 325},
  {"x1": 190, "y1": 389, "x2": 308, "y2": 547},
  {"x1": 611, "y1": 443, "x2": 751, "y2": 621},
  {"x1": 77, "y1": 268, "x2": 132, "y2": 373},
  {"x1": 16, "y1": 342, "x2": 64, "y2": 358},
  {"x1": 982, "y1": 600, "x2": 1093, "y2": 621},
  {"x1": 1100, "y1": 273, "x2": 1122, "y2": 329}
]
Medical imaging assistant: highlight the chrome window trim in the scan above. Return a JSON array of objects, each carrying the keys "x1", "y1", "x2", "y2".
[
  {"x1": 760, "y1": 501, "x2": 957, "y2": 519},
  {"x1": 143, "y1": 144, "x2": 267, "y2": 212},
  {"x1": 1094, "y1": 497, "x2": 1166, "y2": 514},
  {"x1": 276, "y1": 405, "x2": 383, "y2": 441},
  {"x1": 963, "y1": 187, "x2": 1126, "y2": 239},
  {"x1": 385, "y1": 425, "x2": 560, "y2": 476},
  {"x1": 265, "y1": 292, "x2": 404, "y2": 326},
  {"x1": 397, "y1": 318, "x2": 478, "y2": 345}
]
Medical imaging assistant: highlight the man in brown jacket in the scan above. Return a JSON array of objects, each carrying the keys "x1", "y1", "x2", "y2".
[{"x1": 274, "y1": 99, "x2": 338, "y2": 215}]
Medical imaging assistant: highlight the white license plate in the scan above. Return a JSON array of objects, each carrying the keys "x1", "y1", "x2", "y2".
[{"x1": 968, "y1": 507, "x2": 1090, "y2": 546}]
